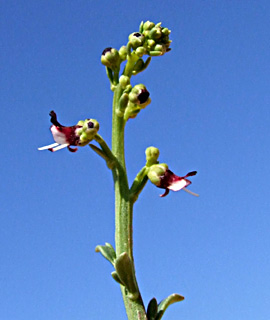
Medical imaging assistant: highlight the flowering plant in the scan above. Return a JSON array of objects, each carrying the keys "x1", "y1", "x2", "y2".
[{"x1": 39, "y1": 21, "x2": 198, "y2": 320}]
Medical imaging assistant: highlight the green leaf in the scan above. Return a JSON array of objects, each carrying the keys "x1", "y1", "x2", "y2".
[
  {"x1": 95, "y1": 243, "x2": 116, "y2": 266},
  {"x1": 147, "y1": 298, "x2": 158, "y2": 320},
  {"x1": 111, "y1": 271, "x2": 124, "y2": 285},
  {"x1": 156, "y1": 294, "x2": 184, "y2": 319},
  {"x1": 115, "y1": 252, "x2": 139, "y2": 300}
]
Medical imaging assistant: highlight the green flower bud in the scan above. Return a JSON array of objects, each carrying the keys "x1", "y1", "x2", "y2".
[
  {"x1": 128, "y1": 32, "x2": 145, "y2": 49},
  {"x1": 119, "y1": 45, "x2": 128, "y2": 60},
  {"x1": 119, "y1": 75, "x2": 130, "y2": 88},
  {"x1": 143, "y1": 21, "x2": 155, "y2": 31},
  {"x1": 149, "y1": 26, "x2": 162, "y2": 40},
  {"x1": 145, "y1": 146, "x2": 160, "y2": 166},
  {"x1": 79, "y1": 119, "x2": 99, "y2": 146},
  {"x1": 101, "y1": 47, "x2": 120, "y2": 69},
  {"x1": 135, "y1": 46, "x2": 147, "y2": 57},
  {"x1": 129, "y1": 84, "x2": 150, "y2": 105}
]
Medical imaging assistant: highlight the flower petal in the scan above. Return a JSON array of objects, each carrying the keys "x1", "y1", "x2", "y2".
[{"x1": 167, "y1": 178, "x2": 191, "y2": 191}]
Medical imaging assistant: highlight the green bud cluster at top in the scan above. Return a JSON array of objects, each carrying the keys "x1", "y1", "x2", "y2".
[
  {"x1": 76, "y1": 119, "x2": 100, "y2": 146},
  {"x1": 131, "y1": 21, "x2": 171, "y2": 57},
  {"x1": 100, "y1": 21, "x2": 171, "y2": 123}
]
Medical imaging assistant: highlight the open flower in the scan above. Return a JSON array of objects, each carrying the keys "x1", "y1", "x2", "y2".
[
  {"x1": 38, "y1": 111, "x2": 99, "y2": 152},
  {"x1": 147, "y1": 163, "x2": 198, "y2": 197}
]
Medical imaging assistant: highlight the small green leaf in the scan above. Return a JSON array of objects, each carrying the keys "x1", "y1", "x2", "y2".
[
  {"x1": 111, "y1": 271, "x2": 124, "y2": 285},
  {"x1": 115, "y1": 252, "x2": 139, "y2": 299},
  {"x1": 156, "y1": 293, "x2": 184, "y2": 319},
  {"x1": 147, "y1": 298, "x2": 158, "y2": 320},
  {"x1": 95, "y1": 243, "x2": 116, "y2": 266}
]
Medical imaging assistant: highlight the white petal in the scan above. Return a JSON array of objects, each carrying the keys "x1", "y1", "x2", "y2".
[
  {"x1": 182, "y1": 188, "x2": 199, "y2": 197},
  {"x1": 38, "y1": 143, "x2": 59, "y2": 150},
  {"x1": 51, "y1": 144, "x2": 69, "y2": 151},
  {"x1": 168, "y1": 179, "x2": 189, "y2": 191},
  {"x1": 51, "y1": 126, "x2": 68, "y2": 144}
]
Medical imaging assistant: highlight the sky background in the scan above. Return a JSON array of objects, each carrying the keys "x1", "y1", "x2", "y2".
[{"x1": 1, "y1": 1, "x2": 270, "y2": 319}]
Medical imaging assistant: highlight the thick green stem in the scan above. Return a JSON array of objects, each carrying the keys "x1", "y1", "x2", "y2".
[{"x1": 112, "y1": 84, "x2": 147, "y2": 319}]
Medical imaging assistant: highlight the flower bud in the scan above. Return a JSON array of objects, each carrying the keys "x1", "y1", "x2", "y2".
[
  {"x1": 119, "y1": 75, "x2": 130, "y2": 88},
  {"x1": 129, "y1": 84, "x2": 150, "y2": 105},
  {"x1": 142, "y1": 21, "x2": 155, "y2": 31},
  {"x1": 101, "y1": 47, "x2": 120, "y2": 69},
  {"x1": 145, "y1": 146, "x2": 160, "y2": 166},
  {"x1": 128, "y1": 32, "x2": 145, "y2": 49},
  {"x1": 119, "y1": 45, "x2": 128, "y2": 60},
  {"x1": 135, "y1": 46, "x2": 147, "y2": 57}
]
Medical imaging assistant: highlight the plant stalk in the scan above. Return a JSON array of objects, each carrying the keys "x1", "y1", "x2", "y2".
[{"x1": 112, "y1": 84, "x2": 147, "y2": 319}]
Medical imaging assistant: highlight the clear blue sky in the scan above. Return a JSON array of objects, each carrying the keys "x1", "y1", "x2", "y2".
[{"x1": 1, "y1": 1, "x2": 270, "y2": 319}]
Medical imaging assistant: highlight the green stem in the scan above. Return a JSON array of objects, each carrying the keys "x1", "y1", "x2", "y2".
[{"x1": 112, "y1": 84, "x2": 147, "y2": 319}]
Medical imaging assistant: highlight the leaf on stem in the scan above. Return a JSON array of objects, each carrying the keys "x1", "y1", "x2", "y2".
[
  {"x1": 155, "y1": 293, "x2": 184, "y2": 320},
  {"x1": 111, "y1": 271, "x2": 124, "y2": 285},
  {"x1": 115, "y1": 252, "x2": 139, "y2": 300},
  {"x1": 146, "y1": 297, "x2": 158, "y2": 320},
  {"x1": 95, "y1": 243, "x2": 116, "y2": 266}
]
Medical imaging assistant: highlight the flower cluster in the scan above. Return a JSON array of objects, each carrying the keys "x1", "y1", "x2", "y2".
[
  {"x1": 129, "y1": 21, "x2": 171, "y2": 57},
  {"x1": 38, "y1": 111, "x2": 99, "y2": 152}
]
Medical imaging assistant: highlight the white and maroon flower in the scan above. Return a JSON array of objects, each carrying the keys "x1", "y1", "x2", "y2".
[
  {"x1": 38, "y1": 111, "x2": 99, "y2": 152},
  {"x1": 147, "y1": 163, "x2": 198, "y2": 197}
]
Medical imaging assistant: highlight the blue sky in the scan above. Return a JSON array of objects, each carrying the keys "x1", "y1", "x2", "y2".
[{"x1": 1, "y1": 1, "x2": 270, "y2": 319}]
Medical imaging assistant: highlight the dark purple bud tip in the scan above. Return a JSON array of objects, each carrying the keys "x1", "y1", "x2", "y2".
[
  {"x1": 133, "y1": 32, "x2": 142, "y2": 37},
  {"x1": 102, "y1": 47, "x2": 112, "y2": 55},
  {"x1": 88, "y1": 121, "x2": 94, "y2": 128},
  {"x1": 186, "y1": 171, "x2": 197, "y2": 177},
  {"x1": 138, "y1": 90, "x2": 150, "y2": 104}
]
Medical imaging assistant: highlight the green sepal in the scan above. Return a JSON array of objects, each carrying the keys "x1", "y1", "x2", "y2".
[
  {"x1": 155, "y1": 294, "x2": 184, "y2": 320},
  {"x1": 106, "y1": 67, "x2": 114, "y2": 84},
  {"x1": 146, "y1": 298, "x2": 158, "y2": 320},
  {"x1": 95, "y1": 242, "x2": 116, "y2": 266},
  {"x1": 144, "y1": 56, "x2": 152, "y2": 70},
  {"x1": 117, "y1": 93, "x2": 129, "y2": 116},
  {"x1": 111, "y1": 271, "x2": 125, "y2": 285},
  {"x1": 115, "y1": 252, "x2": 139, "y2": 300},
  {"x1": 139, "y1": 21, "x2": 144, "y2": 33},
  {"x1": 132, "y1": 58, "x2": 144, "y2": 75}
]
